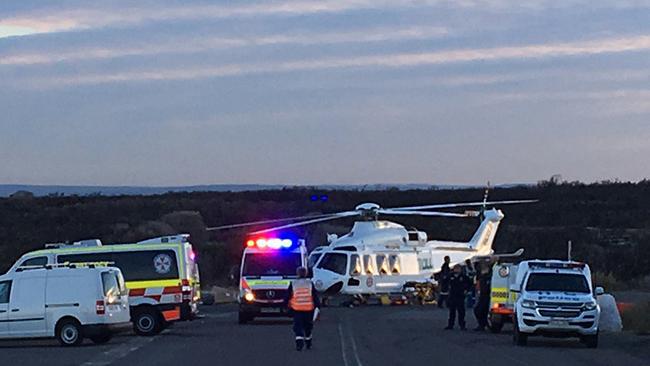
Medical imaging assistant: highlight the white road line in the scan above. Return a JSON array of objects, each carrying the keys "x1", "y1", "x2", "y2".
[
  {"x1": 339, "y1": 321, "x2": 364, "y2": 366},
  {"x1": 338, "y1": 323, "x2": 351, "y2": 366},
  {"x1": 80, "y1": 333, "x2": 160, "y2": 366},
  {"x1": 348, "y1": 328, "x2": 364, "y2": 366}
]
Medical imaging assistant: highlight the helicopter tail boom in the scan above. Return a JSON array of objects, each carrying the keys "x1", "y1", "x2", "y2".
[{"x1": 467, "y1": 208, "x2": 504, "y2": 252}]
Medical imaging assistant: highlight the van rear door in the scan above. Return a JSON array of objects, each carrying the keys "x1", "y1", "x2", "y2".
[{"x1": 8, "y1": 274, "x2": 47, "y2": 337}]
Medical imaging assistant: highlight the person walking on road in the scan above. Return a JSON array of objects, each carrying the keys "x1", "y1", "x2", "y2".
[
  {"x1": 444, "y1": 264, "x2": 471, "y2": 330},
  {"x1": 437, "y1": 256, "x2": 451, "y2": 308},
  {"x1": 285, "y1": 267, "x2": 320, "y2": 351},
  {"x1": 473, "y1": 262, "x2": 492, "y2": 331}
]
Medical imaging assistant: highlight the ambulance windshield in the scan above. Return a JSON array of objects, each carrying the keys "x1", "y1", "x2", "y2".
[{"x1": 242, "y1": 252, "x2": 302, "y2": 277}]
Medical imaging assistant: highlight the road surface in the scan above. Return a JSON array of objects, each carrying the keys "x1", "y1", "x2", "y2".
[{"x1": 1, "y1": 304, "x2": 648, "y2": 366}]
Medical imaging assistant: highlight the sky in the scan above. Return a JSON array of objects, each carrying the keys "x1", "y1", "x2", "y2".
[{"x1": 1, "y1": 0, "x2": 649, "y2": 186}]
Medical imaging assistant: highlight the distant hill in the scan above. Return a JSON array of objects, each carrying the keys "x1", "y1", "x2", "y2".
[{"x1": 0, "y1": 183, "x2": 521, "y2": 197}]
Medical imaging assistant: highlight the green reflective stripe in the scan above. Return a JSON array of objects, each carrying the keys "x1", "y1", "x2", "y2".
[{"x1": 246, "y1": 280, "x2": 291, "y2": 286}]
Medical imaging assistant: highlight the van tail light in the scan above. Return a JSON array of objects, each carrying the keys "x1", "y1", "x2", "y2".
[
  {"x1": 96, "y1": 300, "x2": 106, "y2": 315},
  {"x1": 181, "y1": 279, "x2": 192, "y2": 301}
]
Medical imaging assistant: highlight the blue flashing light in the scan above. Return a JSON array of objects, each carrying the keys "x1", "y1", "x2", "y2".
[
  {"x1": 310, "y1": 195, "x2": 319, "y2": 202},
  {"x1": 247, "y1": 237, "x2": 295, "y2": 250},
  {"x1": 320, "y1": 195, "x2": 329, "y2": 202}
]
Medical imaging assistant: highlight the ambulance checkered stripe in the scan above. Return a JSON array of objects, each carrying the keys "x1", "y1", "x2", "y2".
[{"x1": 129, "y1": 286, "x2": 182, "y2": 305}]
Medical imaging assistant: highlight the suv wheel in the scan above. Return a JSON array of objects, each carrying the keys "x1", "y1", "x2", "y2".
[
  {"x1": 513, "y1": 319, "x2": 528, "y2": 346},
  {"x1": 57, "y1": 319, "x2": 84, "y2": 347},
  {"x1": 133, "y1": 308, "x2": 162, "y2": 336},
  {"x1": 582, "y1": 332, "x2": 599, "y2": 348}
]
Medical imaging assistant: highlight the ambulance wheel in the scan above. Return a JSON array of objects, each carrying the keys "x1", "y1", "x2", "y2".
[
  {"x1": 56, "y1": 318, "x2": 84, "y2": 347},
  {"x1": 488, "y1": 316, "x2": 504, "y2": 333},
  {"x1": 582, "y1": 333, "x2": 599, "y2": 348},
  {"x1": 513, "y1": 321, "x2": 528, "y2": 346},
  {"x1": 133, "y1": 308, "x2": 162, "y2": 336},
  {"x1": 90, "y1": 333, "x2": 112, "y2": 344},
  {"x1": 238, "y1": 311, "x2": 253, "y2": 324}
]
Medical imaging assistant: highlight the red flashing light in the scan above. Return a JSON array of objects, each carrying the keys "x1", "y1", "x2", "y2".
[{"x1": 245, "y1": 238, "x2": 293, "y2": 249}]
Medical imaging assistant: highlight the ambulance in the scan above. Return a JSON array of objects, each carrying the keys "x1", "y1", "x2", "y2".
[
  {"x1": 488, "y1": 262, "x2": 519, "y2": 333},
  {"x1": 8, "y1": 234, "x2": 201, "y2": 336},
  {"x1": 238, "y1": 236, "x2": 307, "y2": 324}
]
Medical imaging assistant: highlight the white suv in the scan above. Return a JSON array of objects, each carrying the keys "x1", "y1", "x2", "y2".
[
  {"x1": 0, "y1": 264, "x2": 131, "y2": 346},
  {"x1": 512, "y1": 260, "x2": 602, "y2": 348}
]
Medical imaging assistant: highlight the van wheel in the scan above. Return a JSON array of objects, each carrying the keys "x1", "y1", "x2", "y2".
[
  {"x1": 582, "y1": 333, "x2": 599, "y2": 348},
  {"x1": 133, "y1": 308, "x2": 162, "y2": 336},
  {"x1": 90, "y1": 333, "x2": 112, "y2": 344},
  {"x1": 56, "y1": 319, "x2": 83, "y2": 347},
  {"x1": 513, "y1": 320, "x2": 528, "y2": 346},
  {"x1": 488, "y1": 315, "x2": 504, "y2": 334}
]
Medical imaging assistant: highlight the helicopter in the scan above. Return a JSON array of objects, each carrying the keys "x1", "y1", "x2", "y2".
[{"x1": 208, "y1": 192, "x2": 535, "y2": 297}]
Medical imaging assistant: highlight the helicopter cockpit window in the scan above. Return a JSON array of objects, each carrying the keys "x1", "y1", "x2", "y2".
[
  {"x1": 349, "y1": 254, "x2": 361, "y2": 276},
  {"x1": 317, "y1": 253, "x2": 348, "y2": 275},
  {"x1": 389, "y1": 255, "x2": 400, "y2": 274},
  {"x1": 308, "y1": 253, "x2": 323, "y2": 269},
  {"x1": 376, "y1": 255, "x2": 390, "y2": 275},
  {"x1": 363, "y1": 255, "x2": 375, "y2": 275}
]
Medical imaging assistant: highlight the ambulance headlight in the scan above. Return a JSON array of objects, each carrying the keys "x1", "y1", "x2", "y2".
[
  {"x1": 521, "y1": 300, "x2": 536, "y2": 309},
  {"x1": 244, "y1": 292, "x2": 255, "y2": 302},
  {"x1": 583, "y1": 300, "x2": 597, "y2": 311}
]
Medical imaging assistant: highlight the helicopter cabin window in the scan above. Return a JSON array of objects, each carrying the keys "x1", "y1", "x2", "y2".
[
  {"x1": 317, "y1": 253, "x2": 348, "y2": 275},
  {"x1": 389, "y1": 255, "x2": 401, "y2": 274},
  {"x1": 363, "y1": 255, "x2": 375, "y2": 275},
  {"x1": 349, "y1": 254, "x2": 362, "y2": 276},
  {"x1": 376, "y1": 255, "x2": 390, "y2": 275}
]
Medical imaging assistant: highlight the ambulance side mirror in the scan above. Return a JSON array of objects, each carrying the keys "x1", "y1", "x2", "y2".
[
  {"x1": 595, "y1": 287, "x2": 604, "y2": 296},
  {"x1": 509, "y1": 284, "x2": 520, "y2": 293}
]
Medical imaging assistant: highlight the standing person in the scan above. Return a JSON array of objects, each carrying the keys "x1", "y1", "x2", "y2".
[
  {"x1": 437, "y1": 256, "x2": 451, "y2": 308},
  {"x1": 445, "y1": 264, "x2": 471, "y2": 330},
  {"x1": 464, "y1": 259, "x2": 477, "y2": 308},
  {"x1": 286, "y1": 267, "x2": 320, "y2": 351},
  {"x1": 473, "y1": 262, "x2": 493, "y2": 331}
]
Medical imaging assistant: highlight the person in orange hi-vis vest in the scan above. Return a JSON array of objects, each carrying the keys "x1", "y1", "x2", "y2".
[{"x1": 285, "y1": 266, "x2": 320, "y2": 351}]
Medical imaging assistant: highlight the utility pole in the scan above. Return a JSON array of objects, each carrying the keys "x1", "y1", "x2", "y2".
[{"x1": 567, "y1": 240, "x2": 572, "y2": 261}]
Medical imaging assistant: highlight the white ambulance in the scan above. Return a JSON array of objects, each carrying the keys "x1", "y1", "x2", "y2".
[
  {"x1": 512, "y1": 260, "x2": 602, "y2": 348},
  {"x1": 8, "y1": 234, "x2": 201, "y2": 336},
  {"x1": 238, "y1": 236, "x2": 307, "y2": 324},
  {"x1": 0, "y1": 264, "x2": 130, "y2": 346}
]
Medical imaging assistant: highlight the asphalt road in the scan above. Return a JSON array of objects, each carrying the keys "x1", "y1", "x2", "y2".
[{"x1": 1, "y1": 305, "x2": 649, "y2": 366}]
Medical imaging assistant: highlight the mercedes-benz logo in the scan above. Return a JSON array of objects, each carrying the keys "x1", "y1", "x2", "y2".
[{"x1": 267, "y1": 290, "x2": 276, "y2": 298}]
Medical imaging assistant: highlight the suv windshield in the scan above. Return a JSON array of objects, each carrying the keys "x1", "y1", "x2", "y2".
[
  {"x1": 242, "y1": 253, "x2": 302, "y2": 277},
  {"x1": 525, "y1": 273, "x2": 590, "y2": 293}
]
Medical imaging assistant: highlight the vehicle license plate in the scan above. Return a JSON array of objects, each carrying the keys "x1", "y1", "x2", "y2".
[{"x1": 261, "y1": 308, "x2": 281, "y2": 313}]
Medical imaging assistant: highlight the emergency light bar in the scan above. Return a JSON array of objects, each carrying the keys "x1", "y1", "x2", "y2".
[
  {"x1": 528, "y1": 261, "x2": 585, "y2": 270},
  {"x1": 246, "y1": 238, "x2": 294, "y2": 249}
]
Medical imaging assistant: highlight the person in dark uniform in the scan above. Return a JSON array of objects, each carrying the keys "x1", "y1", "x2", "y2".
[
  {"x1": 473, "y1": 262, "x2": 493, "y2": 331},
  {"x1": 285, "y1": 267, "x2": 320, "y2": 351},
  {"x1": 437, "y1": 256, "x2": 451, "y2": 308},
  {"x1": 464, "y1": 259, "x2": 477, "y2": 308},
  {"x1": 444, "y1": 264, "x2": 471, "y2": 330}
]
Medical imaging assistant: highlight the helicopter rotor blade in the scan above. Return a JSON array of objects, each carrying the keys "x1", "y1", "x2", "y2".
[
  {"x1": 389, "y1": 199, "x2": 538, "y2": 211},
  {"x1": 377, "y1": 209, "x2": 471, "y2": 218},
  {"x1": 206, "y1": 212, "x2": 343, "y2": 231},
  {"x1": 250, "y1": 211, "x2": 360, "y2": 235}
]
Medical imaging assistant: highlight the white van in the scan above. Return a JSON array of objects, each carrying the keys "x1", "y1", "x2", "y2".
[
  {"x1": 511, "y1": 260, "x2": 602, "y2": 348},
  {"x1": 0, "y1": 264, "x2": 130, "y2": 346}
]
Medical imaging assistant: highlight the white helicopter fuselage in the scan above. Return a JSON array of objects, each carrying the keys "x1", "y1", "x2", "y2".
[{"x1": 310, "y1": 209, "x2": 504, "y2": 296}]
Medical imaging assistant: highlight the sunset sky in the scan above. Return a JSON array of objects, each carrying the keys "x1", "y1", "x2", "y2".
[{"x1": 1, "y1": 1, "x2": 649, "y2": 186}]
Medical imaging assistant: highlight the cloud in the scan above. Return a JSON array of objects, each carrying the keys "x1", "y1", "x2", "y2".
[
  {"x1": 2, "y1": 0, "x2": 647, "y2": 38},
  {"x1": 0, "y1": 26, "x2": 449, "y2": 66},
  {"x1": 20, "y1": 34, "x2": 650, "y2": 88}
]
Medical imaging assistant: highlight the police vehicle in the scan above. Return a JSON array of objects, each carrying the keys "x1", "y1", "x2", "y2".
[
  {"x1": 511, "y1": 260, "x2": 603, "y2": 348},
  {"x1": 238, "y1": 236, "x2": 307, "y2": 324},
  {"x1": 8, "y1": 234, "x2": 201, "y2": 336},
  {"x1": 0, "y1": 264, "x2": 130, "y2": 346}
]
